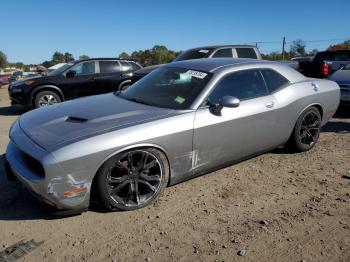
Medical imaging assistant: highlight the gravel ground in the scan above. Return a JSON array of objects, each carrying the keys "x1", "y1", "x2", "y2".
[{"x1": 0, "y1": 86, "x2": 349, "y2": 262}]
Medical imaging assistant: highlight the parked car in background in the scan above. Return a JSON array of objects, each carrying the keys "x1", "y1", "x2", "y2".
[
  {"x1": 5, "y1": 58, "x2": 339, "y2": 214},
  {"x1": 23, "y1": 73, "x2": 40, "y2": 79},
  {"x1": 291, "y1": 56, "x2": 314, "y2": 62},
  {"x1": 0, "y1": 74, "x2": 11, "y2": 87},
  {"x1": 131, "y1": 45, "x2": 262, "y2": 83},
  {"x1": 8, "y1": 58, "x2": 142, "y2": 108},
  {"x1": 9, "y1": 71, "x2": 23, "y2": 83},
  {"x1": 48, "y1": 63, "x2": 67, "y2": 73},
  {"x1": 299, "y1": 50, "x2": 350, "y2": 78},
  {"x1": 174, "y1": 45, "x2": 262, "y2": 61},
  {"x1": 329, "y1": 63, "x2": 350, "y2": 105}
]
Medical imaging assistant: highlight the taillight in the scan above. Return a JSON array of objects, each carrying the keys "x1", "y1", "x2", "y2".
[{"x1": 322, "y1": 63, "x2": 329, "y2": 77}]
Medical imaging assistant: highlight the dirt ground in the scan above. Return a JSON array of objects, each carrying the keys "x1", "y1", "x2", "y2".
[{"x1": 0, "y1": 86, "x2": 349, "y2": 262}]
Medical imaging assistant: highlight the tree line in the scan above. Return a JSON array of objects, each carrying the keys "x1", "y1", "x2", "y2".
[
  {"x1": 1, "y1": 39, "x2": 349, "y2": 71},
  {"x1": 118, "y1": 45, "x2": 180, "y2": 66},
  {"x1": 262, "y1": 39, "x2": 350, "y2": 60},
  {"x1": 41, "y1": 52, "x2": 89, "y2": 68}
]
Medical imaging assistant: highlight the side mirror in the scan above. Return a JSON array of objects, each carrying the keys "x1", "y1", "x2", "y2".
[
  {"x1": 66, "y1": 70, "x2": 76, "y2": 78},
  {"x1": 213, "y1": 96, "x2": 240, "y2": 113},
  {"x1": 221, "y1": 96, "x2": 240, "y2": 108}
]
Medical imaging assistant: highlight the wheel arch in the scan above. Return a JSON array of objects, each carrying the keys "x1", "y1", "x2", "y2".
[
  {"x1": 31, "y1": 85, "x2": 65, "y2": 105},
  {"x1": 285, "y1": 103, "x2": 324, "y2": 145},
  {"x1": 298, "y1": 103, "x2": 324, "y2": 122},
  {"x1": 91, "y1": 143, "x2": 171, "y2": 187},
  {"x1": 118, "y1": 80, "x2": 132, "y2": 90}
]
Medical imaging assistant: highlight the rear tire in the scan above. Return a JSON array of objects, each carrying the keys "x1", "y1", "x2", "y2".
[
  {"x1": 34, "y1": 90, "x2": 61, "y2": 108},
  {"x1": 95, "y1": 148, "x2": 169, "y2": 211},
  {"x1": 288, "y1": 106, "x2": 321, "y2": 152}
]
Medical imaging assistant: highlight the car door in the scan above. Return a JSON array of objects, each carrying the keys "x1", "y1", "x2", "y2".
[
  {"x1": 192, "y1": 68, "x2": 280, "y2": 173},
  {"x1": 93, "y1": 60, "x2": 122, "y2": 94},
  {"x1": 60, "y1": 61, "x2": 96, "y2": 99}
]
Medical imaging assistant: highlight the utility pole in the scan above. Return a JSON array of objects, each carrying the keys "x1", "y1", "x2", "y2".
[{"x1": 282, "y1": 37, "x2": 286, "y2": 60}]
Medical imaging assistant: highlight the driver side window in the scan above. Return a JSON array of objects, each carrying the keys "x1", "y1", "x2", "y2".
[
  {"x1": 69, "y1": 61, "x2": 95, "y2": 76},
  {"x1": 207, "y1": 69, "x2": 268, "y2": 105}
]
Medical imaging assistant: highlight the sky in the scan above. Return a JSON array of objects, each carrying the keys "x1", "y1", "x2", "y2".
[{"x1": 1, "y1": 0, "x2": 349, "y2": 64}]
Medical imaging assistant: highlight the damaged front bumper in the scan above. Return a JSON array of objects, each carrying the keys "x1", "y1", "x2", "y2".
[{"x1": 5, "y1": 122, "x2": 91, "y2": 214}]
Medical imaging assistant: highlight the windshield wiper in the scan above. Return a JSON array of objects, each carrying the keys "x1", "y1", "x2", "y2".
[{"x1": 121, "y1": 96, "x2": 152, "y2": 106}]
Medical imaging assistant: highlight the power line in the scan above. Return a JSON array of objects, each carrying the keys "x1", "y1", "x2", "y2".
[
  {"x1": 249, "y1": 37, "x2": 349, "y2": 45},
  {"x1": 290, "y1": 38, "x2": 349, "y2": 43}
]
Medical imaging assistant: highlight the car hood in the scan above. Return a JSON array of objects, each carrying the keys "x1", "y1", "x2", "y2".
[
  {"x1": 19, "y1": 93, "x2": 174, "y2": 151},
  {"x1": 11, "y1": 75, "x2": 42, "y2": 85},
  {"x1": 329, "y1": 70, "x2": 350, "y2": 84},
  {"x1": 11, "y1": 74, "x2": 57, "y2": 87}
]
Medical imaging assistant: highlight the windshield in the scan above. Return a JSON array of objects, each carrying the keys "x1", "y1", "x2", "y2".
[
  {"x1": 174, "y1": 48, "x2": 214, "y2": 62},
  {"x1": 344, "y1": 63, "x2": 350, "y2": 70},
  {"x1": 47, "y1": 62, "x2": 74, "y2": 76},
  {"x1": 119, "y1": 67, "x2": 212, "y2": 109}
]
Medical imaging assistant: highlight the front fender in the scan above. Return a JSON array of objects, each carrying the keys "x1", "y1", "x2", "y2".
[{"x1": 92, "y1": 143, "x2": 170, "y2": 178}]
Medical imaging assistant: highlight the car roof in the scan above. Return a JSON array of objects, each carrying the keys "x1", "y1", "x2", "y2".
[
  {"x1": 187, "y1": 45, "x2": 256, "y2": 50},
  {"x1": 165, "y1": 58, "x2": 269, "y2": 72},
  {"x1": 166, "y1": 58, "x2": 306, "y2": 83},
  {"x1": 317, "y1": 50, "x2": 350, "y2": 54},
  {"x1": 77, "y1": 58, "x2": 138, "y2": 63}
]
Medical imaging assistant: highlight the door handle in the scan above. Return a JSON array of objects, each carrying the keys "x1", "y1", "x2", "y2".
[{"x1": 265, "y1": 101, "x2": 274, "y2": 108}]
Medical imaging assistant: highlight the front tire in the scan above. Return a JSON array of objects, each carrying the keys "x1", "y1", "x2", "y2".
[
  {"x1": 289, "y1": 106, "x2": 321, "y2": 152},
  {"x1": 119, "y1": 84, "x2": 131, "y2": 91},
  {"x1": 96, "y1": 148, "x2": 169, "y2": 211},
  {"x1": 34, "y1": 90, "x2": 61, "y2": 108}
]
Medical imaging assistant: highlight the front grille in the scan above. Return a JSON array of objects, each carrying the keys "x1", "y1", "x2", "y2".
[{"x1": 19, "y1": 150, "x2": 45, "y2": 177}]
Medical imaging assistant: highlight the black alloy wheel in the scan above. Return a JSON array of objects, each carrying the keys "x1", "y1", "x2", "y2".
[
  {"x1": 299, "y1": 111, "x2": 320, "y2": 147},
  {"x1": 290, "y1": 106, "x2": 321, "y2": 152},
  {"x1": 96, "y1": 148, "x2": 169, "y2": 211}
]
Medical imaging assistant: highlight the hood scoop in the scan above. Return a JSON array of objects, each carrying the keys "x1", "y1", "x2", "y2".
[
  {"x1": 65, "y1": 116, "x2": 88, "y2": 123},
  {"x1": 18, "y1": 93, "x2": 175, "y2": 151}
]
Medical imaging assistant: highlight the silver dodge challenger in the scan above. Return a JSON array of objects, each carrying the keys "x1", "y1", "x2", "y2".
[{"x1": 5, "y1": 58, "x2": 340, "y2": 214}]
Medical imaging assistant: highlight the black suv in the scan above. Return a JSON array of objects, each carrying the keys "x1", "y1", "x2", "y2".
[{"x1": 8, "y1": 58, "x2": 142, "y2": 108}]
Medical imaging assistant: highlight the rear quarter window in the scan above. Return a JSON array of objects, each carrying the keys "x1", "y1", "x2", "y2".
[
  {"x1": 129, "y1": 62, "x2": 142, "y2": 71},
  {"x1": 260, "y1": 69, "x2": 289, "y2": 93},
  {"x1": 314, "y1": 52, "x2": 350, "y2": 61},
  {"x1": 212, "y1": 48, "x2": 233, "y2": 58},
  {"x1": 236, "y1": 48, "x2": 257, "y2": 59},
  {"x1": 99, "y1": 61, "x2": 121, "y2": 73}
]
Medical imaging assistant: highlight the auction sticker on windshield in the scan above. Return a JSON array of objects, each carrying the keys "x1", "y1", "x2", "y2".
[{"x1": 186, "y1": 70, "x2": 207, "y2": 79}]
